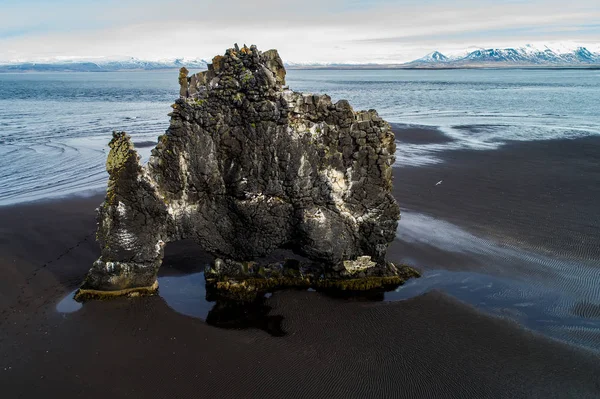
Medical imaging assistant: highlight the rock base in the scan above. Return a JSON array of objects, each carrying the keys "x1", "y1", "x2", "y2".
[
  {"x1": 205, "y1": 261, "x2": 421, "y2": 301},
  {"x1": 74, "y1": 280, "x2": 159, "y2": 302}
]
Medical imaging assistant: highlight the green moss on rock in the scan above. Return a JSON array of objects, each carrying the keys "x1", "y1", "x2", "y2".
[
  {"x1": 207, "y1": 264, "x2": 421, "y2": 301},
  {"x1": 74, "y1": 280, "x2": 159, "y2": 302},
  {"x1": 106, "y1": 132, "x2": 134, "y2": 174}
]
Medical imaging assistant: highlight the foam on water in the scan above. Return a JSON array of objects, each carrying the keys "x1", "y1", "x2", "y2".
[{"x1": 397, "y1": 118, "x2": 600, "y2": 167}]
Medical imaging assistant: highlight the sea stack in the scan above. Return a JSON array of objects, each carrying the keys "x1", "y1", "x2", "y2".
[{"x1": 75, "y1": 45, "x2": 419, "y2": 301}]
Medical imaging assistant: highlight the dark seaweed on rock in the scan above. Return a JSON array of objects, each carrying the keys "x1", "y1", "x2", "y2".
[{"x1": 76, "y1": 44, "x2": 418, "y2": 301}]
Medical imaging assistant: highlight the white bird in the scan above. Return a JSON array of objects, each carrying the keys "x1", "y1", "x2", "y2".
[{"x1": 435, "y1": 180, "x2": 443, "y2": 186}]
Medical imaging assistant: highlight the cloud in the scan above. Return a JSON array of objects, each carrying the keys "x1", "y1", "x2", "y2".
[{"x1": 0, "y1": 0, "x2": 599, "y2": 63}]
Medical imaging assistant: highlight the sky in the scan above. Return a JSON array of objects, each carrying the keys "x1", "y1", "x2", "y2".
[{"x1": 1, "y1": 0, "x2": 599, "y2": 63}]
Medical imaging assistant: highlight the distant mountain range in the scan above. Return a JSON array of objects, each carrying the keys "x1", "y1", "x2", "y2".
[
  {"x1": 0, "y1": 57, "x2": 209, "y2": 72},
  {"x1": 1, "y1": 44, "x2": 599, "y2": 71},
  {"x1": 404, "y1": 44, "x2": 600, "y2": 68}
]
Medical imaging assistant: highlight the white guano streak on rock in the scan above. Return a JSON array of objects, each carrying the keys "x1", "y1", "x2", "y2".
[
  {"x1": 309, "y1": 122, "x2": 325, "y2": 139},
  {"x1": 115, "y1": 228, "x2": 137, "y2": 251},
  {"x1": 117, "y1": 201, "x2": 127, "y2": 217},
  {"x1": 246, "y1": 193, "x2": 266, "y2": 203},
  {"x1": 298, "y1": 155, "x2": 308, "y2": 177},
  {"x1": 114, "y1": 201, "x2": 137, "y2": 251},
  {"x1": 141, "y1": 157, "x2": 197, "y2": 230},
  {"x1": 322, "y1": 167, "x2": 357, "y2": 225},
  {"x1": 155, "y1": 240, "x2": 164, "y2": 255}
]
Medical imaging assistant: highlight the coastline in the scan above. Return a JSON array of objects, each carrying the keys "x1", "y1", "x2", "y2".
[
  {"x1": 392, "y1": 129, "x2": 600, "y2": 260},
  {"x1": 1, "y1": 127, "x2": 600, "y2": 397},
  {"x1": 1, "y1": 193, "x2": 599, "y2": 398},
  {"x1": 3, "y1": 66, "x2": 600, "y2": 73}
]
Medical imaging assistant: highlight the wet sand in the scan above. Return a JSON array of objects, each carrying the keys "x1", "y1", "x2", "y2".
[
  {"x1": 392, "y1": 131, "x2": 600, "y2": 260},
  {"x1": 1, "y1": 131, "x2": 600, "y2": 398},
  {"x1": 391, "y1": 123, "x2": 455, "y2": 144}
]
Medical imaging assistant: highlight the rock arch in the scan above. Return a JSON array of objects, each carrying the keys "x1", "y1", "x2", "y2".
[{"x1": 75, "y1": 45, "x2": 418, "y2": 301}]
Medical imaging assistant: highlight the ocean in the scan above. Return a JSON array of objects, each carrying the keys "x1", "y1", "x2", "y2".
[
  {"x1": 1, "y1": 69, "x2": 599, "y2": 205},
  {"x1": 2, "y1": 69, "x2": 600, "y2": 354}
]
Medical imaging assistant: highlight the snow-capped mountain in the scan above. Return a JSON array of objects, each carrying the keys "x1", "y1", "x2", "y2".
[
  {"x1": 405, "y1": 44, "x2": 600, "y2": 67},
  {"x1": 284, "y1": 61, "x2": 381, "y2": 68},
  {"x1": 0, "y1": 57, "x2": 209, "y2": 72},
  {"x1": 413, "y1": 51, "x2": 449, "y2": 63},
  {"x1": 2, "y1": 43, "x2": 599, "y2": 71}
]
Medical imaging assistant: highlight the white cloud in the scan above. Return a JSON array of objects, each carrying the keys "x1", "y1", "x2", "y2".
[{"x1": 1, "y1": 0, "x2": 599, "y2": 63}]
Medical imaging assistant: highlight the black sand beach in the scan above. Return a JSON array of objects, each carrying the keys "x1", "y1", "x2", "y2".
[
  {"x1": 1, "y1": 129, "x2": 600, "y2": 398},
  {"x1": 390, "y1": 123, "x2": 456, "y2": 144},
  {"x1": 393, "y1": 127, "x2": 600, "y2": 260}
]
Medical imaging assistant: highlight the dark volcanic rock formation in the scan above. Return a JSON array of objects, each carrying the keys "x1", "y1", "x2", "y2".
[{"x1": 76, "y1": 45, "x2": 418, "y2": 301}]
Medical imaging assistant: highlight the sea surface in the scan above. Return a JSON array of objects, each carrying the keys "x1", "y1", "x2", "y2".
[
  {"x1": 1, "y1": 69, "x2": 599, "y2": 205},
  {"x1": 2, "y1": 69, "x2": 600, "y2": 352}
]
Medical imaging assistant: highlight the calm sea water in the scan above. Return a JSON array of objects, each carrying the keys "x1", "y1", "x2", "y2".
[{"x1": 1, "y1": 69, "x2": 599, "y2": 205}]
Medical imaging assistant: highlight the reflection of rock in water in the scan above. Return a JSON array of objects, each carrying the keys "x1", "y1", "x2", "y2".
[
  {"x1": 204, "y1": 285, "x2": 393, "y2": 337},
  {"x1": 205, "y1": 285, "x2": 284, "y2": 336},
  {"x1": 204, "y1": 256, "x2": 418, "y2": 301},
  {"x1": 206, "y1": 296, "x2": 285, "y2": 337},
  {"x1": 76, "y1": 44, "x2": 419, "y2": 302}
]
